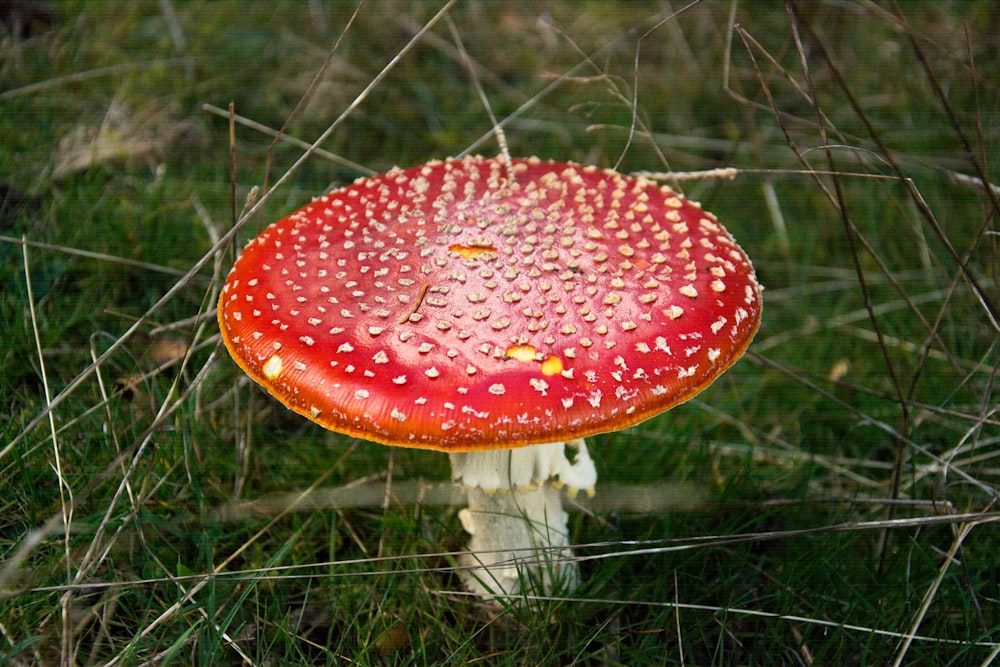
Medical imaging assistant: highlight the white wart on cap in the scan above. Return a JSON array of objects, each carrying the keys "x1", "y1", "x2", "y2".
[{"x1": 218, "y1": 155, "x2": 762, "y2": 451}]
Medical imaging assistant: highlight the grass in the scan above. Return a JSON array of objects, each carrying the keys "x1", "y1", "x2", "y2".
[{"x1": 2, "y1": 0, "x2": 999, "y2": 664}]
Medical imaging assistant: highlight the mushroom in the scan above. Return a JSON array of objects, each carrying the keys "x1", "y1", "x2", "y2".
[{"x1": 218, "y1": 156, "x2": 761, "y2": 598}]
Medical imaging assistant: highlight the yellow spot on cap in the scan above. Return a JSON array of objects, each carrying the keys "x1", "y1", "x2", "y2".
[
  {"x1": 541, "y1": 355, "x2": 564, "y2": 376},
  {"x1": 449, "y1": 243, "x2": 496, "y2": 259},
  {"x1": 505, "y1": 344, "x2": 537, "y2": 362},
  {"x1": 262, "y1": 354, "x2": 283, "y2": 380}
]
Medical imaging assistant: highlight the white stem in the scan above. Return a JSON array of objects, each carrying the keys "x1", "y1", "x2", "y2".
[{"x1": 448, "y1": 439, "x2": 597, "y2": 599}]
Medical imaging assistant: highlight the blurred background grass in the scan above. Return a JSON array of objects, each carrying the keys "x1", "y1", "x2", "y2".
[{"x1": 2, "y1": 1, "x2": 999, "y2": 664}]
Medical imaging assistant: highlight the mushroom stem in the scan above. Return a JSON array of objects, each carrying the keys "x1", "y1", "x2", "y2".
[{"x1": 449, "y1": 439, "x2": 597, "y2": 598}]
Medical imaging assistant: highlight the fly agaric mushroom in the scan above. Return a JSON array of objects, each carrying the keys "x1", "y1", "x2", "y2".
[{"x1": 218, "y1": 155, "x2": 761, "y2": 598}]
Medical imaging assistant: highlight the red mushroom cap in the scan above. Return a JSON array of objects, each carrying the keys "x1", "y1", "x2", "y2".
[{"x1": 218, "y1": 156, "x2": 761, "y2": 451}]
